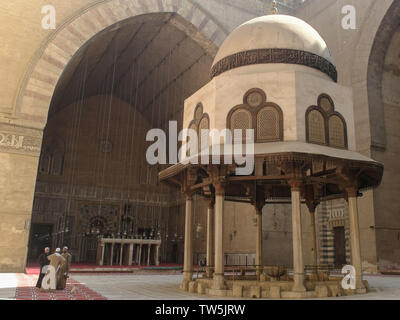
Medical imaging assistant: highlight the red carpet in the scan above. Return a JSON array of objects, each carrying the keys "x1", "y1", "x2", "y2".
[
  {"x1": 26, "y1": 263, "x2": 183, "y2": 275},
  {"x1": 15, "y1": 274, "x2": 107, "y2": 300}
]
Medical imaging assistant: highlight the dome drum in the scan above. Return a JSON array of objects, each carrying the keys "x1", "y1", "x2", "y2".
[{"x1": 211, "y1": 48, "x2": 338, "y2": 82}]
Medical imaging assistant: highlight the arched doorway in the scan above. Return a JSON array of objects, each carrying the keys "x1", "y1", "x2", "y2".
[{"x1": 27, "y1": 10, "x2": 219, "y2": 265}]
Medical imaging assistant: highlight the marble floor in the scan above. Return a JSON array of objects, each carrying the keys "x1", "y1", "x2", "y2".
[{"x1": 1, "y1": 273, "x2": 400, "y2": 300}]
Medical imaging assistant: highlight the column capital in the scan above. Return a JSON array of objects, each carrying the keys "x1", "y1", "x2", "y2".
[
  {"x1": 213, "y1": 182, "x2": 225, "y2": 196},
  {"x1": 185, "y1": 192, "x2": 194, "y2": 201},
  {"x1": 305, "y1": 199, "x2": 319, "y2": 214},
  {"x1": 289, "y1": 180, "x2": 303, "y2": 192},
  {"x1": 345, "y1": 185, "x2": 358, "y2": 198}
]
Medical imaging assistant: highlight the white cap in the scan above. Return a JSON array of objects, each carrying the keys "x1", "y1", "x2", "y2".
[
  {"x1": 63, "y1": 246, "x2": 68, "y2": 250},
  {"x1": 55, "y1": 248, "x2": 61, "y2": 253}
]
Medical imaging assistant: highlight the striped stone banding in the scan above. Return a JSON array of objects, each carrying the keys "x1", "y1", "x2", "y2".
[{"x1": 211, "y1": 48, "x2": 338, "y2": 82}]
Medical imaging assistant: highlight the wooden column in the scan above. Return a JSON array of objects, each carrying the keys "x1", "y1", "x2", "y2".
[
  {"x1": 182, "y1": 194, "x2": 194, "y2": 288},
  {"x1": 206, "y1": 199, "x2": 214, "y2": 278},
  {"x1": 290, "y1": 181, "x2": 306, "y2": 293},
  {"x1": 213, "y1": 183, "x2": 225, "y2": 290},
  {"x1": 346, "y1": 187, "x2": 364, "y2": 291}
]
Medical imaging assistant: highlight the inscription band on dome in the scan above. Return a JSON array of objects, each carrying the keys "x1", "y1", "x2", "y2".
[{"x1": 211, "y1": 48, "x2": 338, "y2": 82}]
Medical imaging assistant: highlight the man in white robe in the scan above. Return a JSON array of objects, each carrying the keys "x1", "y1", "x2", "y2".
[{"x1": 41, "y1": 248, "x2": 66, "y2": 291}]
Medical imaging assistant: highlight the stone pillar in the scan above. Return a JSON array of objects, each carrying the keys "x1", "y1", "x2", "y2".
[
  {"x1": 120, "y1": 244, "x2": 124, "y2": 266},
  {"x1": 100, "y1": 243, "x2": 105, "y2": 266},
  {"x1": 182, "y1": 195, "x2": 194, "y2": 289},
  {"x1": 309, "y1": 209, "x2": 318, "y2": 270},
  {"x1": 110, "y1": 243, "x2": 114, "y2": 266},
  {"x1": 128, "y1": 243, "x2": 134, "y2": 266},
  {"x1": 213, "y1": 184, "x2": 225, "y2": 290},
  {"x1": 206, "y1": 199, "x2": 214, "y2": 278},
  {"x1": 155, "y1": 245, "x2": 160, "y2": 266},
  {"x1": 290, "y1": 181, "x2": 306, "y2": 293},
  {"x1": 346, "y1": 187, "x2": 364, "y2": 291},
  {"x1": 138, "y1": 245, "x2": 142, "y2": 266},
  {"x1": 255, "y1": 206, "x2": 263, "y2": 280},
  {"x1": 147, "y1": 245, "x2": 151, "y2": 266}
]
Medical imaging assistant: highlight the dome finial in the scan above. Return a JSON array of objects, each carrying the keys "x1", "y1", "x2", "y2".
[{"x1": 270, "y1": 0, "x2": 278, "y2": 14}]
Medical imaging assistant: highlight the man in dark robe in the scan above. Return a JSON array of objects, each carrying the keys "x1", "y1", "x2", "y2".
[
  {"x1": 58, "y1": 246, "x2": 72, "y2": 290},
  {"x1": 35, "y1": 247, "x2": 50, "y2": 288}
]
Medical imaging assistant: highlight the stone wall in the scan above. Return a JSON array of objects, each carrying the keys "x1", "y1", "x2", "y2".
[{"x1": 0, "y1": 0, "x2": 398, "y2": 271}]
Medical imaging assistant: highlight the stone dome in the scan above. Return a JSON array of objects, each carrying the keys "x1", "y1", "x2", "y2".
[{"x1": 211, "y1": 14, "x2": 337, "y2": 81}]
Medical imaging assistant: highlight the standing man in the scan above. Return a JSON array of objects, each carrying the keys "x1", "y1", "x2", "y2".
[
  {"x1": 58, "y1": 246, "x2": 72, "y2": 290},
  {"x1": 41, "y1": 248, "x2": 66, "y2": 291},
  {"x1": 35, "y1": 247, "x2": 50, "y2": 288}
]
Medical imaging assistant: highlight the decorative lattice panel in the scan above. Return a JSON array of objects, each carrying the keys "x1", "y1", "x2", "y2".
[
  {"x1": 189, "y1": 123, "x2": 197, "y2": 132},
  {"x1": 256, "y1": 107, "x2": 279, "y2": 141},
  {"x1": 308, "y1": 110, "x2": 326, "y2": 144},
  {"x1": 247, "y1": 91, "x2": 263, "y2": 108},
  {"x1": 320, "y1": 97, "x2": 333, "y2": 113},
  {"x1": 231, "y1": 109, "x2": 252, "y2": 141},
  {"x1": 195, "y1": 105, "x2": 203, "y2": 120},
  {"x1": 198, "y1": 117, "x2": 209, "y2": 150},
  {"x1": 329, "y1": 115, "x2": 346, "y2": 148}
]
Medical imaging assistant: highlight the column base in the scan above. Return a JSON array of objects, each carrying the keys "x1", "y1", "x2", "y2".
[
  {"x1": 292, "y1": 274, "x2": 306, "y2": 292},
  {"x1": 205, "y1": 267, "x2": 213, "y2": 278},
  {"x1": 212, "y1": 274, "x2": 226, "y2": 290},
  {"x1": 355, "y1": 276, "x2": 365, "y2": 291},
  {"x1": 207, "y1": 288, "x2": 229, "y2": 297},
  {"x1": 281, "y1": 291, "x2": 308, "y2": 299},
  {"x1": 355, "y1": 288, "x2": 367, "y2": 294},
  {"x1": 181, "y1": 280, "x2": 189, "y2": 292},
  {"x1": 181, "y1": 271, "x2": 193, "y2": 291},
  {"x1": 256, "y1": 268, "x2": 262, "y2": 281}
]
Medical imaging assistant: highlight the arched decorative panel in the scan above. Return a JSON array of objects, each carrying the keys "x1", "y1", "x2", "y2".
[
  {"x1": 230, "y1": 108, "x2": 252, "y2": 142},
  {"x1": 307, "y1": 109, "x2": 326, "y2": 145},
  {"x1": 306, "y1": 94, "x2": 348, "y2": 149},
  {"x1": 189, "y1": 122, "x2": 197, "y2": 132},
  {"x1": 256, "y1": 106, "x2": 280, "y2": 142},
  {"x1": 329, "y1": 115, "x2": 347, "y2": 148},
  {"x1": 188, "y1": 103, "x2": 210, "y2": 152},
  {"x1": 227, "y1": 88, "x2": 283, "y2": 144},
  {"x1": 194, "y1": 104, "x2": 204, "y2": 121},
  {"x1": 318, "y1": 94, "x2": 334, "y2": 113},
  {"x1": 198, "y1": 115, "x2": 210, "y2": 150}
]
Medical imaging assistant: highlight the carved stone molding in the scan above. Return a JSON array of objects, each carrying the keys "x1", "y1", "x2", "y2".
[
  {"x1": 211, "y1": 48, "x2": 338, "y2": 82},
  {"x1": 34, "y1": 181, "x2": 184, "y2": 207},
  {"x1": 0, "y1": 123, "x2": 42, "y2": 156}
]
